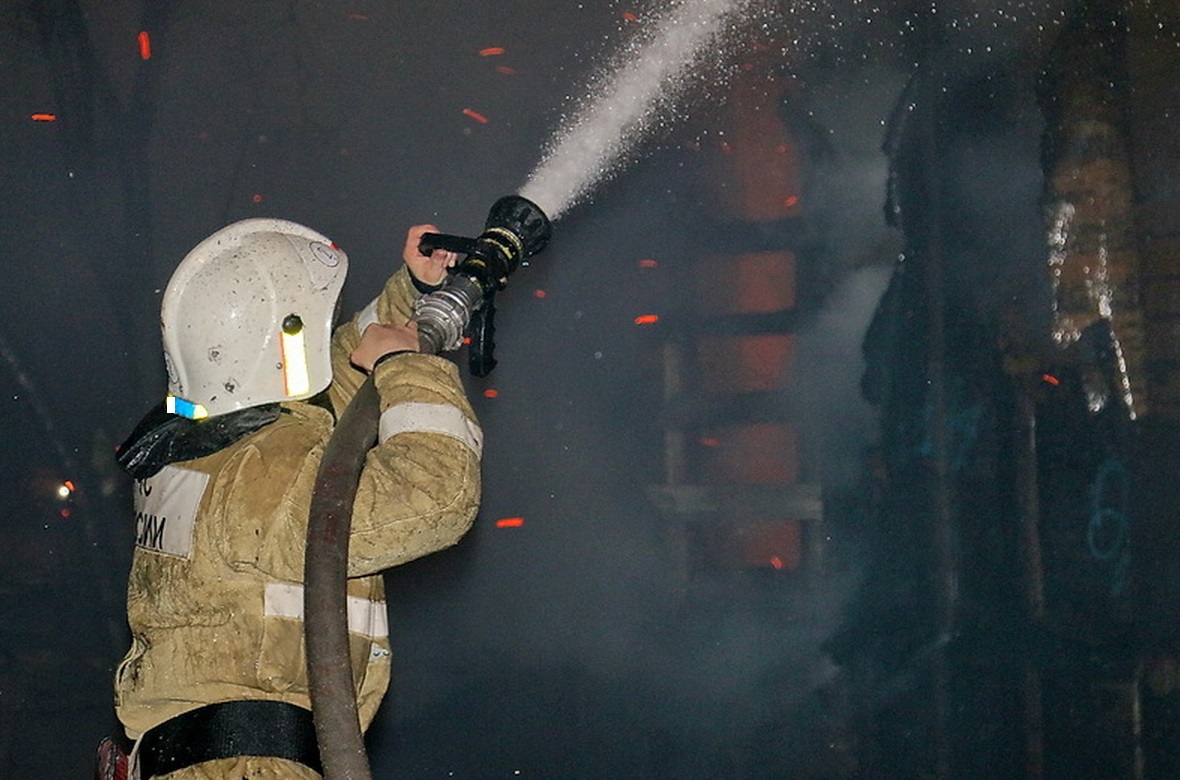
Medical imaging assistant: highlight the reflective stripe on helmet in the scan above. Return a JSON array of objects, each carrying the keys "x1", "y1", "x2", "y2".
[
  {"x1": 166, "y1": 395, "x2": 209, "y2": 420},
  {"x1": 279, "y1": 316, "x2": 310, "y2": 397}
]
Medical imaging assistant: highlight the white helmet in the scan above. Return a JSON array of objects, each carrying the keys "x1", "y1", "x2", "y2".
[{"x1": 160, "y1": 218, "x2": 347, "y2": 419}]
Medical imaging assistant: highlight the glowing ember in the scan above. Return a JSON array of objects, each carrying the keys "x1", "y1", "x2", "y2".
[
  {"x1": 496, "y1": 517, "x2": 525, "y2": 528},
  {"x1": 634, "y1": 314, "x2": 659, "y2": 325},
  {"x1": 138, "y1": 31, "x2": 152, "y2": 60},
  {"x1": 31, "y1": 113, "x2": 57, "y2": 122},
  {"x1": 462, "y1": 108, "x2": 490, "y2": 124},
  {"x1": 479, "y1": 47, "x2": 505, "y2": 56}
]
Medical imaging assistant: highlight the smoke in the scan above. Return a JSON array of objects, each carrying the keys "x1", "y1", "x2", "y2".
[{"x1": 790, "y1": 263, "x2": 895, "y2": 487}]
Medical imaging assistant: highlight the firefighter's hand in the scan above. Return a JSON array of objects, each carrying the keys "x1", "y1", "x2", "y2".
[
  {"x1": 352, "y1": 321, "x2": 420, "y2": 372},
  {"x1": 404, "y1": 224, "x2": 458, "y2": 286}
]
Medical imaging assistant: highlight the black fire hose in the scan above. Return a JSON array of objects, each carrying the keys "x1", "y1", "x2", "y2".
[{"x1": 304, "y1": 374, "x2": 380, "y2": 780}]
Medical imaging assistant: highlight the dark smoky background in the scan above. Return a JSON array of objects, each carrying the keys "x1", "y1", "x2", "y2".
[{"x1": 3, "y1": 0, "x2": 1147, "y2": 778}]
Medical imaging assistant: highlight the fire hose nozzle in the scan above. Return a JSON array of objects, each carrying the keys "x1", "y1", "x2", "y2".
[{"x1": 413, "y1": 195, "x2": 551, "y2": 358}]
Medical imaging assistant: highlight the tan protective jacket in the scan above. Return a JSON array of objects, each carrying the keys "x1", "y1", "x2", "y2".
[{"x1": 115, "y1": 266, "x2": 482, "y2": 742}]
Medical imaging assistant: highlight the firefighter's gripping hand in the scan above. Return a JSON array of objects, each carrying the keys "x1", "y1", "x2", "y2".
[
  {"x1": 404, "y1": 224, "x2": 458, "y2": 287},
  {"x1": 351, "y1": 321, "x2": 421, "y2": 372}
]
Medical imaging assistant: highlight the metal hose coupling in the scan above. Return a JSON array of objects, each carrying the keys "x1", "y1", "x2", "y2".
[{"x1": 414, "y1": 275, "x2": 484, "y2": 354}]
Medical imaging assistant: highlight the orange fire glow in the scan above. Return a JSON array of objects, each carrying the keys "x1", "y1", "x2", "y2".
[
  {"x1": 138, "y1": 31, "x2": 152, "y2": 60},
  {"x1": 31, "y1": 113, "x2": 57, "y2": 122},
  {"x1": 462, "y1": 108, "x2": 490, "y2": 124},
  {"x1": 496, "y1": 517, "x2": 525, "y2": 528},
  {"x1": 634, "y1": 314, "x2": 659, "y2": 325},
  {"x1": 479, "y1": 47, "x2": 505, "y2": 56}
]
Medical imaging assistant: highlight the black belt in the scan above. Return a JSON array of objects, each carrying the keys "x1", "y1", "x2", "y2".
[{"x1": 138, "y1": 700, "x2": 322, "y2": 778}]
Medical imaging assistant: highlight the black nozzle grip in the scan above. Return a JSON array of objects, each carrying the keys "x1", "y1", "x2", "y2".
[{"x1": 418, "y1": 233, "x2": 477, "y2": 257}]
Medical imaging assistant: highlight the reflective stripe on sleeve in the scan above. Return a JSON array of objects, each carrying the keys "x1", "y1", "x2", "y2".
[
  {"x1": 264, "y1": 582, "x2": 389, "y2": 640},
  {"x1": 355, "y1": 297, "x2": 380, "y2": 336},
  {"x1": 379, "y1": 401, "x2": 484, "y2": 458}
]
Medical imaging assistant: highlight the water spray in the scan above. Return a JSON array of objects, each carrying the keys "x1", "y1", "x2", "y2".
[{"x1": 520, "y1": 0, "x2": 757, "y2": 220}]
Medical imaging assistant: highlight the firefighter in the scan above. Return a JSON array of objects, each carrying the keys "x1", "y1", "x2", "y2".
[{"x1": 108, "y1": 219, "x2": 481, "y2": 779}]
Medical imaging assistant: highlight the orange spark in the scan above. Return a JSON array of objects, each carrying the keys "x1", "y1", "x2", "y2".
[
  {"x1": 479, "y1": 47, "x2": 505, "y2": 56},
  {"x1": 483, "y1": 389, "x2": 499, "y2": 399},
  {"x1": 533, "y1": 289, "x2": 547, "y2": 298},
  {"x1": 138, "y1": 31, "x2": 152, "y2": 60},
  {"x1": 622, "y1": 11, "x2": 640, "y2": 22},
  {"x1": 31, "y1": 113, "x2": 57, "y2": 122},
  {"x1": 495, "y1": 66, "x2": 517, "y2": 76},
  {"x1": 770, "y1": 556, "x2": 784, "y2": 570},
  {"x1": 784, "y1": 195, "x2": 799, "y2": 207},
  {"x1": 462, "y1": 108, "x2": 490, "y2": 124},
  {"x1": 1042, "y1": 373, "x2": 1060, "y2": 386},
  {"x1": 700, "y1": 437, "x2": 721, "y2": 448},
  {"x1": 496, "y1": 517, "x2": 525, "y2": 528},
  {"x1": 638, "y1": 258, "x2": 658, "y2": 268},
  {"x1": 634, "y1": 314, "x2": 659, "y2": 325},
  {"x1": 251, "y1": 193, "x2": 264, "y2": 203}
]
